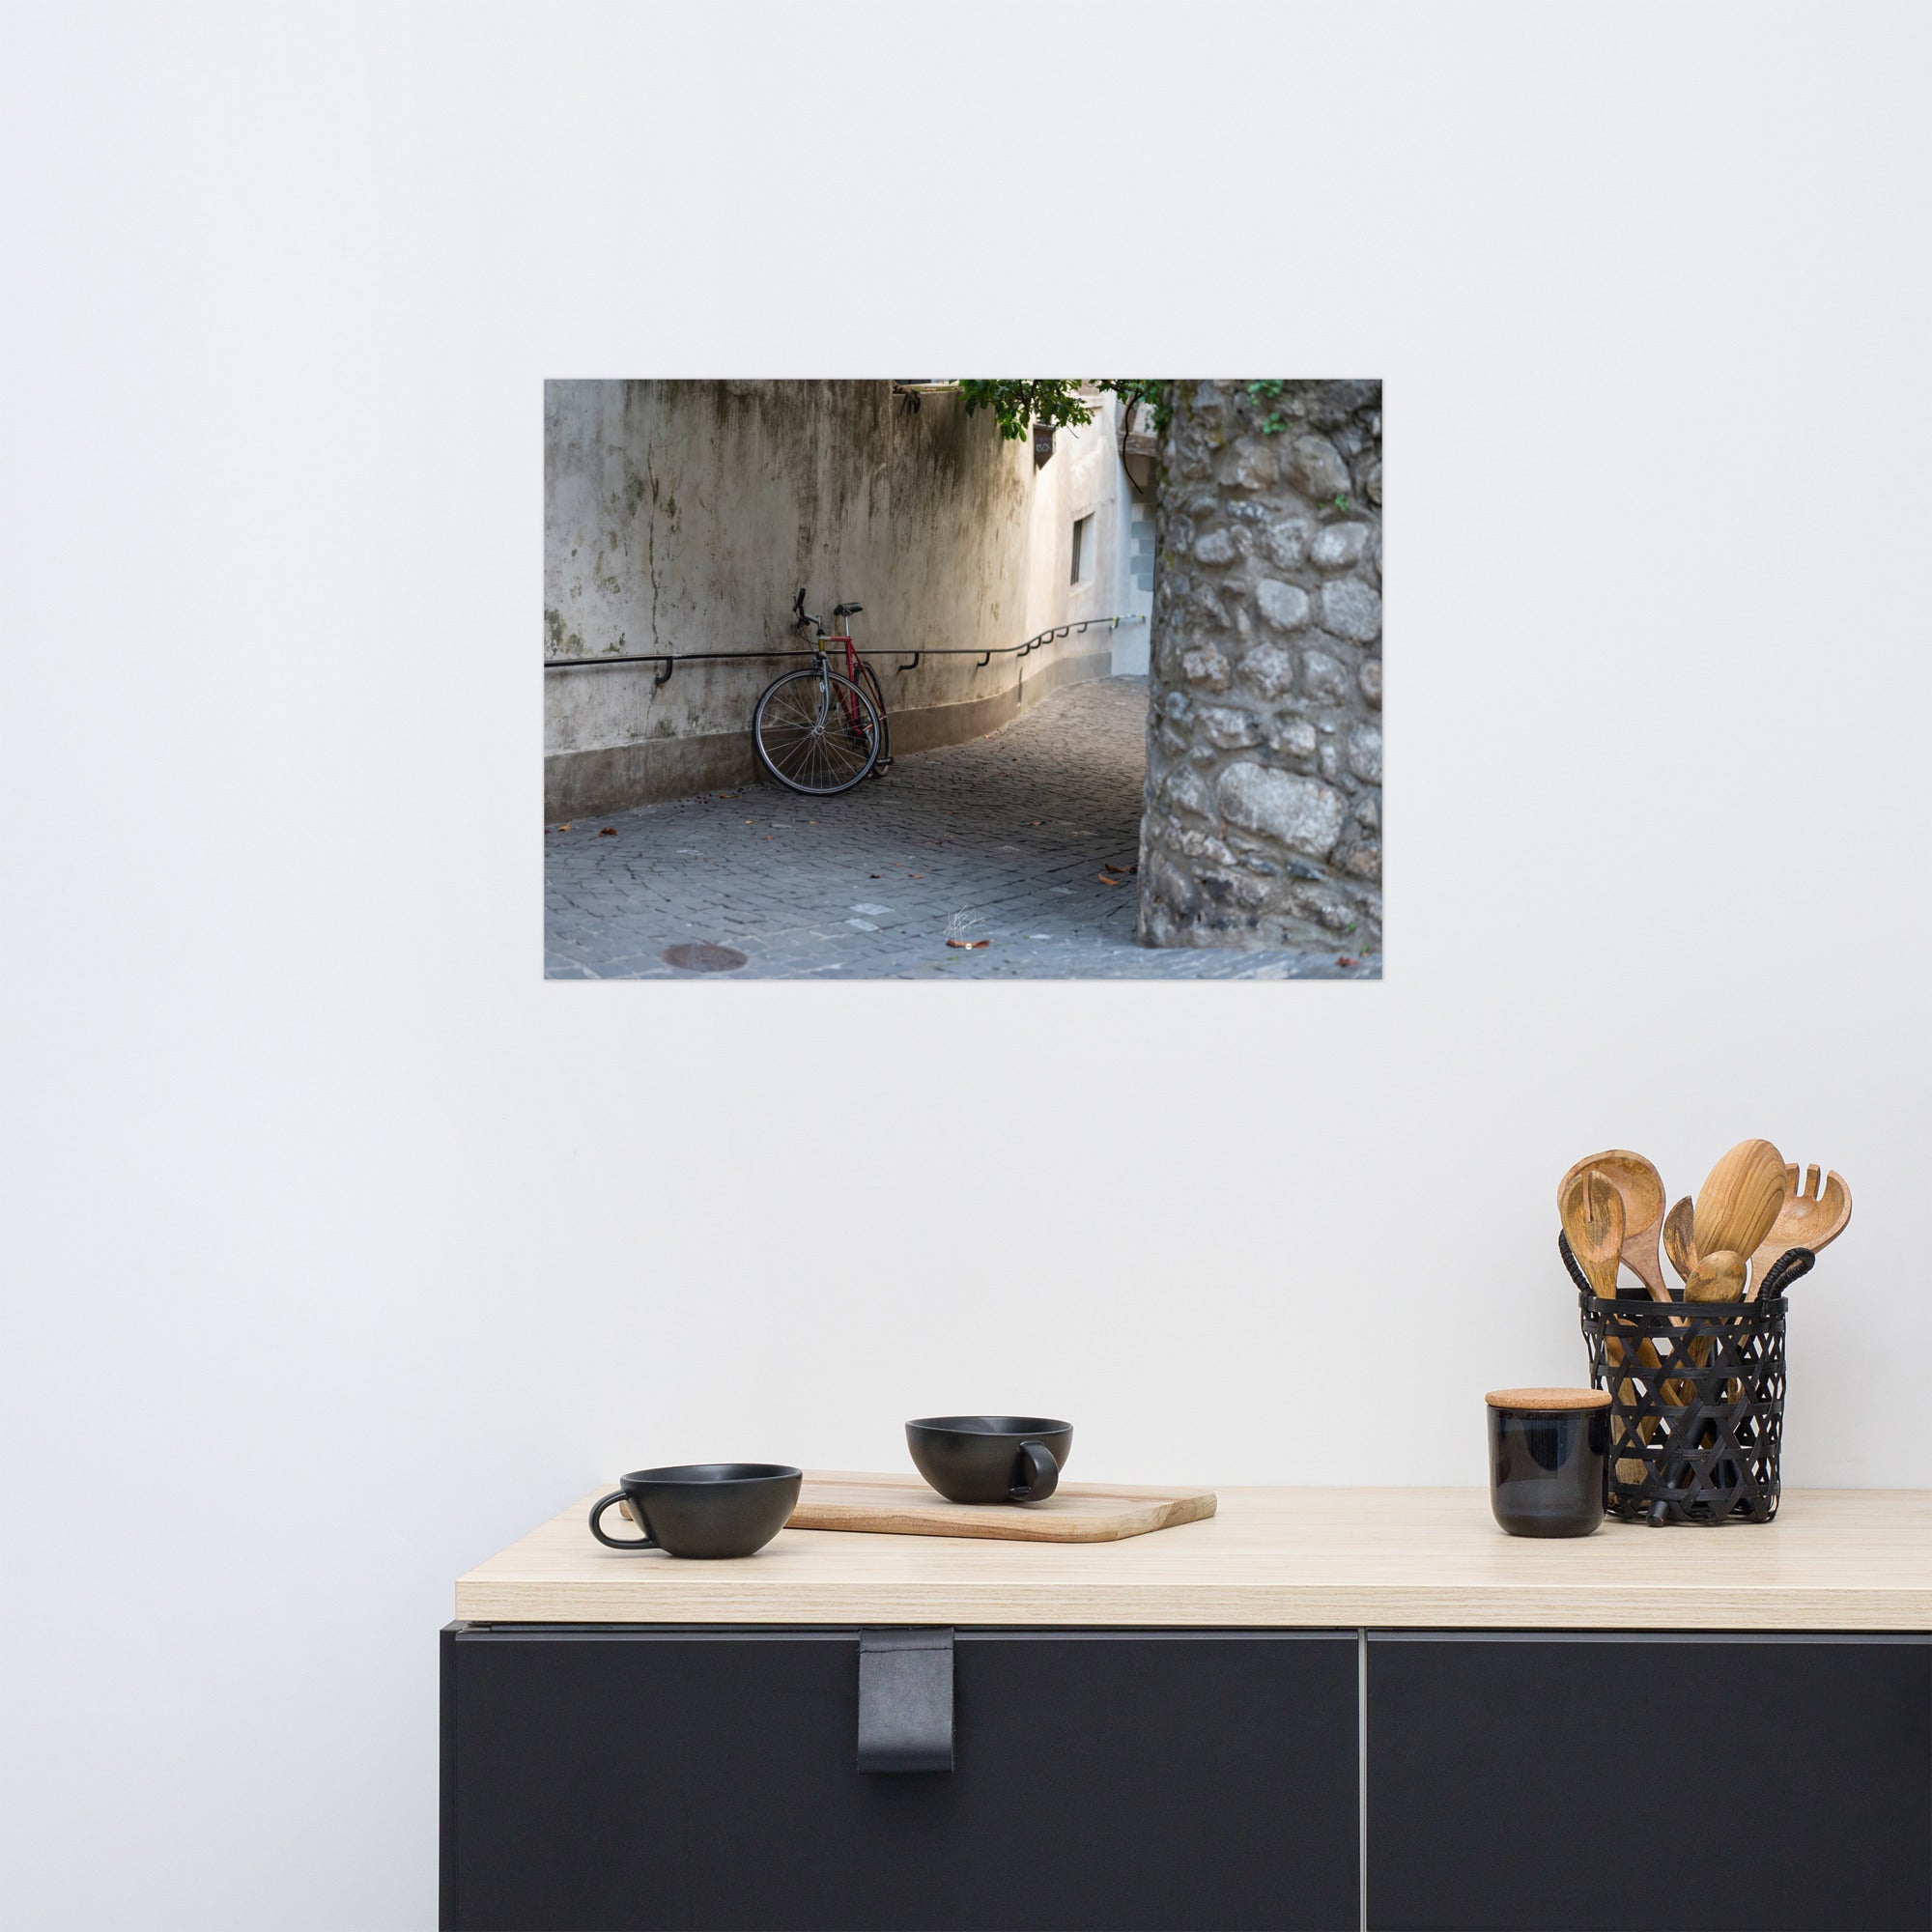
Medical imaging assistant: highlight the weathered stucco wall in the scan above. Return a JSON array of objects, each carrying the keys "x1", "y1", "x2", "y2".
[
  {"x1": 1138, "y1": 380, "x2": 1382, "y2": 952},
  {"x1": 544, "y1": 382, "x2": 1129, "y2": 816},
  {"x1": 1022, "y1": 393, "x2": 1155, "y2": 676}
]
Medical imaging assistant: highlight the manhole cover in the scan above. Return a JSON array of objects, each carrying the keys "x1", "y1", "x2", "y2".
[{"x1": 661, "y1": 943, "x2": 747, "y2": 974}]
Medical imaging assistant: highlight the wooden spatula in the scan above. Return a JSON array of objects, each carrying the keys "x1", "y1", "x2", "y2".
[
  {"x1": 1560, "y1": 1168, "x2": 1624, "y2": 1296},
  {"x1": 1560, "y1": 1169, "x2": 1649, "y2": 1483}
]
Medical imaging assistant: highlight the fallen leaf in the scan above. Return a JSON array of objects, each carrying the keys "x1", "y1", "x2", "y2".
[
  {"x1": 1097, "y1": 873, "x2": 1125, "y2": 885},
  {"x1": 911, "y1": 872, "x2": 923, "y2": 879},
  {"x1": 946, "y1": 938, "x2": 989, "y2": 950},
  {"x1": 1336, "y1": 955, "x2": 1358, "y2": 967},
  {"x1": 1025, "y1": 820, "x2": 1044, "y2": 826},
  {"x1": 600, "y1": 827, "x2": 616, "y2": 837},
  {"x1": 558, "y1": 822, "x2": 572, "y2": 832}
]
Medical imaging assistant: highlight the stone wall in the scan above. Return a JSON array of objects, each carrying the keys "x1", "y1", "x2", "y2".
[{"x1": 1138, "y1": 381, "x2": 1382, "y2": 952}]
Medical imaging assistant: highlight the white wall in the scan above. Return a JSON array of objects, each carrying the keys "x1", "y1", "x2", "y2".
[
  {"x1": 6, "y1": 6, "x2": 1930, "y2": 1931},
  {"x1": 1017, "y1": 389, "x2": 1155, "y2": 674}
]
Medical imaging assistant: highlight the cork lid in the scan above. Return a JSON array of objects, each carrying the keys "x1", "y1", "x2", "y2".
[{"x1": 1485, "y1": 1386, "x2": 1611, "y2": 1411}]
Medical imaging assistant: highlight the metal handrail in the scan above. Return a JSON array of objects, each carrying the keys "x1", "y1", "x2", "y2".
[{"x1": 540, "y1": 613, "x2": 1143, "y2": 687}]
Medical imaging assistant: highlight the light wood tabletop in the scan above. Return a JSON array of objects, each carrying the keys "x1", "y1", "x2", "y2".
[{"x1": 455, "y1": 1479, "x2": 1932, "y2": 1631}]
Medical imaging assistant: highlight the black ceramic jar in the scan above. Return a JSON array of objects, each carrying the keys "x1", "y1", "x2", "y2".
[{"x1": 1485, "y1": 1387, "x2": 1608, "y2": 1538}]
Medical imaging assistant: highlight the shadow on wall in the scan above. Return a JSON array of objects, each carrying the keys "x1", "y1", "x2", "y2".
[{"x1": 543, "y1": 381, "x2": 1149, "y2": 818}]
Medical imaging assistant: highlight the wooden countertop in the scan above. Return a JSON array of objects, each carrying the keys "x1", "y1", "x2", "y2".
[{"x1": 454, "y1": 1482, "x2": 1932, "y2": 1631}]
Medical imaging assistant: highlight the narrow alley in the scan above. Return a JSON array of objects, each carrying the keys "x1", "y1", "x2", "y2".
[{"x1": 545, "y1": 677, "x2": 1378, "y2": 980}]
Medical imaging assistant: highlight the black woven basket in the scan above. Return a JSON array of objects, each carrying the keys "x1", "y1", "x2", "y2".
[{"x1": 1563, "y1": 1234, "x2": 1813, "y2": 1525}]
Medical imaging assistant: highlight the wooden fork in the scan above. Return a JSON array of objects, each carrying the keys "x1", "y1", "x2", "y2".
[{"x1": 1747, "y1": 1165, "x2": 1852, "y2": 1298}]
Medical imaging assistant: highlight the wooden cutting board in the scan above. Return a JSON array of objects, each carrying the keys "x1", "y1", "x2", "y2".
[{"x1": 785, "y1": 1470, "x2": 1217, "y2": 1544}]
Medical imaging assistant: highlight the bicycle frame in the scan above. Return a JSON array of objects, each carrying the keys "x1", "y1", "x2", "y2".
[
  {"x1": 802, "y1": 610, "x2": 869, "y2": 736},
  {"x1": 825, "y1": 630, "x2": 863, "y2": 717}
]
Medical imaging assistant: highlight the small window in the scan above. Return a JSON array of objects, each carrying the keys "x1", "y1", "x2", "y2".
[{"x1": 1070, "y1": 513, "x2": 1094, "y2": 584}]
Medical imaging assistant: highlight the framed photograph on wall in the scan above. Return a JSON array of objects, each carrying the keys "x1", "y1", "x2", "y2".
[{"x1": 543, "y1": 379, "x2": 1382, "y2": 980}]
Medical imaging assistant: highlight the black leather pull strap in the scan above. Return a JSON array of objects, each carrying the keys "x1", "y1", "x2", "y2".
[{"x1": 857, "y1": 1629, "x2": 954, "y2": 1774}]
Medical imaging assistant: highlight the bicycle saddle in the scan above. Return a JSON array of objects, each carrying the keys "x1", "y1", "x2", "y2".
[{"x1": 833, "y1": 601, "x2": 864, "y2": 616}]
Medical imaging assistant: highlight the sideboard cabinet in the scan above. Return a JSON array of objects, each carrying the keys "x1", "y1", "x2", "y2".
[{"x1": 443, "y1": 1486, "x2": 1932, "y2": 1931}]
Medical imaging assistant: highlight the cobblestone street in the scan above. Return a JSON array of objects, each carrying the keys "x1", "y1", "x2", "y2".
[{"x1": 544, "y1": 676, "x2": 1381, "y2": 980}]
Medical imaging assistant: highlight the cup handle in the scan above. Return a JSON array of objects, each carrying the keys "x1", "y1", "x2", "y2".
[
  {"x1": 1009, "y1": 1440, "x2": 1060, "y2": 1503},
  {"x1": 588, "y1": 1491, "x2": 657, "y2": 1550}
]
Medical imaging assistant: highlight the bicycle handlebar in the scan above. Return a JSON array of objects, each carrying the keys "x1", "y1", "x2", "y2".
[{"x1": 795, "y1": 587, "x2": 866, "y2": 630}]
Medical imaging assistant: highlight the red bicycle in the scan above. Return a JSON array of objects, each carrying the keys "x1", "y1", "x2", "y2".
[{"x1": 751, "y1": 589, "x2": 894, "y2": 795}]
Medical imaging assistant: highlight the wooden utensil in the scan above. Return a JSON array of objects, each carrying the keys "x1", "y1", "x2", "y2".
[
  {"x1": 1662, "y1": 1196, "x2": 1698, "y2": 1285},
  {"x1": 1666, "y1": 1248, "x2": 1748, "y2": 1405},
  {"x1": 1557, "y1": 1151, "x2": 1669, "y2": 1301},
  {"x1": 1747, "y1": 1165, "x2": 1852, "y2": 1298},
  {"x1": 1650, "y1": 1195, "x2": 1706, "y2": 1413},
  {"x1": 1683, "y1": 1249, "x2": 1746, "y2": 1304},
  {"x1": 1657, "y1": 1210, "x2": 1734, "y2": 1402},
  {"x1": 1558, "y1": 1228, "x2": 1657, "y2": 1480},
  {"x1": 1559, "y1": 1168, "x2": 1624, "y2": 1297},
  {"x1": 1560, "y1": 1170, "x2": 1649, "y2": 1482},
  {"x1": 1692, "y1": 1139, "x2": 1787, "y2": 1269}
]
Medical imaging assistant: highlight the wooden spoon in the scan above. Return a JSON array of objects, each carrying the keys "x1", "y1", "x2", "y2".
[
  {"x1": 1747, "y1": 1165, "x2": 1852, "y2": 1298},
  {"x1": 1556, "y1": 1151, "x2": 1669, "y2": 1301},
  {"x1": 1684, "y1": 1249, "x2": 1747, "y2": 1304},
  {"x1": 1692, "y1": 1140, "x2": 1786, "y2": 1268},
  {"x1": 1559, "y1": 1168, "x2": 1624, "y2": 1297},
  {"x1": 1676, "y1": 1247, "x2": 1749, "y2": 1406},
  {"x1": 1662, "y1": 1196, "x2": 1697, "y2": 1285}
]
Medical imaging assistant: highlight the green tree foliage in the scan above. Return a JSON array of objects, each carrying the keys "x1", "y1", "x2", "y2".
[
  {"x1": 956, "y1": 380, "x2": 1094, "y2": 440},
  {"x1": 1094, "y1": 379, "x2": 1172, "y2": 434},
  {"x1": 957, "y1": 380, "x2": 1172, "y2": 440}
]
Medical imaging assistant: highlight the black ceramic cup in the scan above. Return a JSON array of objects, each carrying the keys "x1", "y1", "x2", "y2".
[
  {"x1": 905, "y1": 1416, "x2": 1073, "y2": 1505},
  {"x1": 587, "y1": 1463, "x2": 802, "y2": 1558},
  {"x1": 1485, "y1": 1389, "x2": 1608, "y2": 1538}
]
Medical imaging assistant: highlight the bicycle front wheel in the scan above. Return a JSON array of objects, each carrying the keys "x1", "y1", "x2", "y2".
[{"x1": 753, "y1": 667, "x2": 881, "y2": 796}]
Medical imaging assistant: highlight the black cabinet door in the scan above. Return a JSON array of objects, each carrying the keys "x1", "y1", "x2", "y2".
[
  {"x1": 1366, "y1": 1632, "x2": 1932, "y2": 1932},
  {"x1": 442, "y1": 1625, "x2": 1359, "y2": 1932}
]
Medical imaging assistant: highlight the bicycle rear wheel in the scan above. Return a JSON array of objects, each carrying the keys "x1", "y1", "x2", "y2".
[
  {"x1": 855, "y1": 661, "x2": 893, "y2": 775},
  {"x1": 753, "y1": 666, "x2": 881, "y2": 795}
]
